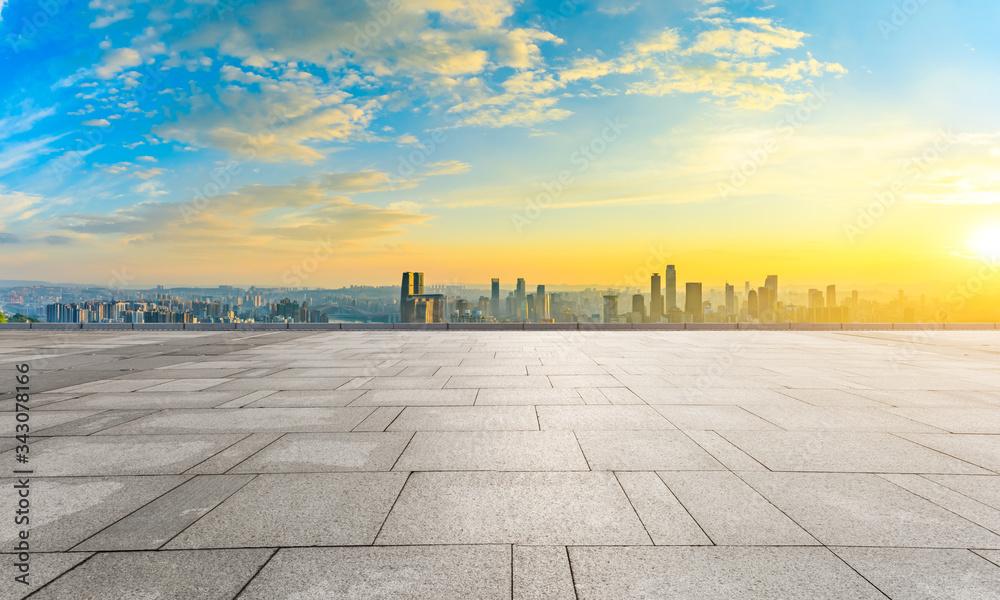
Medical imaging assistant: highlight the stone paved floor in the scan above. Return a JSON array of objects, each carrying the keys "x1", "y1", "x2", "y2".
[{"x1": 2, "y1": 330, "x2": 1000, "y2": 599}]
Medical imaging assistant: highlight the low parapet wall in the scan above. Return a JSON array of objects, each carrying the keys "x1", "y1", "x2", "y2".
[{"x1": 1, "y1": 322, "x2": 996, "y2": 331}]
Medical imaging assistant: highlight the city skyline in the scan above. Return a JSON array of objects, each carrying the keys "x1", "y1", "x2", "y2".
[{"x1": 0, "y1": 1, "x2": 999, "y2": 294}]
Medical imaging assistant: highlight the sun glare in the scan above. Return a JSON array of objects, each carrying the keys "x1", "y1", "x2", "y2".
[{"x1": 970, "y1": 225, "x2": 1000, "y2": 260}]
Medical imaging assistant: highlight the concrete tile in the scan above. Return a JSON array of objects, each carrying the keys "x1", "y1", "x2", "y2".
[
  {"x1": 569, "y1": 546, "x2": 885, "y2": 600},
  {"x1": 186, "y1": 433, "x2": 281, "y2": 474},
  {"x1": 615, "y1": 471, "x2": 712, "y2": 545},
  {"x1": 740, "y1": 472, "x2": 1000, "y2": 548},
  {"x1": 94, "y1": 407, "x2": 375, "y2": 434},
  {"x1": 31, "y1": 410, "x2": 157, "y2": 436},
  {"x1": 165, "y1": 473, "x2": 407, "y2": 548},
  {"x1": 53, "y1": 379, "x2": 173, "y2": 394},
  {"x1": 744, "y1": 404, "x2": 943, "y2": 432},
  {"x1": 653, "y1": 405, "x2": 781, "y2": 430},
  {"x1": 537, "y1": 406, "x2": 675, "y2": 430},
  {"x1": 74, "y1": 475, "x2": 255, "y2": 551},
  {"x1": 207, "y1": 377, "x2": 353, "y2": 391},
  {"x1": 598, "y1": 387, "x2": 646, "y2": 404},
  {"x1": 514, "y1": 546, "x2": 576, "y2": 600},
  {"x1": 577, "y1": 388, "x2": 611, "y2": 405},
  {"x1": 243, "y1": 390, "x2": 365, "y2": 407},
  {"x1": 43, "y1": 391, "x2": 248, "y2": 410},
  {"x1": 632, "y1": 387, "x2": 794, "y2": 405},
  {"x1": 881, "y1": 474, "x2": 1000, "y2": 534},
  {"x1": 353, "y1": 406, "x2": 405, "y2": 432},
  {"x1": 922, "y1": 475, "x2": 1000, "y2": 510},
  {"x1": 445, "y1": 375, "x2": 553, "y2": 388},
  {"x1": 682, "y1": 430, "x2": 768, "y2": 470},
  {"x1": 394, "y1": 431, "x2": 589, "y2": 471},
  {"x1": 0, "y1": 476, "x2": 186, "y2": 552},
  {"x1": 231, "y1": 432, "x2": 412, "y2": 472},
  {"x1": 0, "y1": 435, "x2": 244, "y2": 476},
  {"x1": 139, "y1": 378, "x2": 232, "y2": 392},
  {"x1": 360, "y1": 376, "x2": 449, "y2": 390},
  {"x1": 777, "y1": 388, "x2": 885, "y2": 406},
  {"x1": 387, "y1": 406, "x2": 539, "y2": 431},
  {"x1": 1, "y1": 552, "x2": 93, "y2": 600},
  {"x1": 351, "y1": 389, "x2": 478, "y2": 406},
  {"x1": 658, "y1": 471, "x2": 817, "y2": 545},
  {"x1": 886, "y1": 407, "x2": 1000, "y2": 433},
  {"x1": 896, "y1": 433, "x2": 1000, "y2": 473},
  {"x1": 549, "y1": 374, "x2": 624, "y2": 388},
  {"x1": 239, "y1": 546, "x2": 510, "y2": 600},
  {"x1": 376, "y1": 471, "x2": 651, "y2": 545},
  {"x1": 31, "y1": 549, "x2": 273, "y2": 600},
  {"x1": 437, "y1": 365, "x2": 528, "y2": 376},
  {"x1": 575, "y1": 430, "x2": 723, "y2": 471},
  {"x1": 720, "y1": 431, "x2": 990, "y2": 474},
  {"x1": 527, "y1": 365, "x2": 608, "y2": 375},
  {"x1": 18, "y1": 410, "x2": 104, "y2": 432},
  {"x1": 833, "y1": 547, "x2": 1000, "y2": 600},
  {"x1": 475, "y1": 388, "x2": 584, "y2": 405}
]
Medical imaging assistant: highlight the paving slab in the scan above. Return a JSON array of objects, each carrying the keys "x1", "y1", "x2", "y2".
[
  {"x1": 833, "y1": 547, "x2": 1000, "y2": 600},
  {"x1": 40, "y1": 391, "x2": 246, "y2": 410},
  {"x1": 165, "y1": 473, "x2": 407, "y2": 548},
  {"x1": 922, "y1": 475, "x2": 1000, "y2": 510},
  {"x1": 387, "y1": 406, "x2": 539, "y2": 431},
  {"x1": 615, "y1": 471, "x2": 712, "y2": 545},
  {"x1": 239, "y1": 545, "x2": 510, "y2": 600},
  {"x1": 0, "y1": 552, "x2": 92, "y2": 600},
  {"x1": 30, "y1": 549, "x2": 273, "y2": 600},
  {"x1": 568, "y1": 546, "x2": 885, "y2": 599},
  {"x1": 720, "y1": 431, "x2": 990, "y2": 474},
  {"x1": 74, "y1": 474, "x2": 255, "y2": 550},
  {"x1": 740, "y1": 471, "x2": 1000, "y2": 548},
  {"x1": 242, "y1": 389, "x2": 366, "y2": 407},
  {"x1": 94, "y1": 407, "x2": 375, "y2": 434},
  {"x1": 350, "y1": 389, "x2": 478, "y2": 406},
  {"x1": 652, "y1": 405, "x2": 782, "y2": 430},
  {"x1": 376, "y1": 471, "x2": 652, "y2": 545},
  {"x1": 575, "y1": 430, "x2": 724, "y2": 471},
  {"x1": 513, "y1": 546, "x2": 576, "y2": 600},
  {"x1": 537, "y1": 405, "x2": 675, "y2": 430},
  {"x1": 897, "y1": 433, "x2": 1000, "y2": 473},
  {"x1": 231, "y1": 432, "x2": 412, "y2": 472},
  {"x1": 475, "y1": 388, "x2": 584, "y2": 405},
  {"x1": 393, "y1": 431, "x2": 589, "y2": 471},
  {"x1": 0, "y1": 476, "x2": 186, "y2": 552},
  {"x1": 0, "y1": 434, "x2": 244, "y2": 476},
  {"x1": 658, "y1": 470, "x2": 817, "y2": 545}
]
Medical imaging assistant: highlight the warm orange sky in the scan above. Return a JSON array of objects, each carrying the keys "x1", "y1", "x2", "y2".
[{"x1": 1, "y1": 0, "x2": 999, "y2": 296}]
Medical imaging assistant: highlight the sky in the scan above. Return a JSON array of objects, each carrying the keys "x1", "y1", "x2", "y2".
[{"x1": 1, "y1": 0, "x2": 999, "y2": 295}]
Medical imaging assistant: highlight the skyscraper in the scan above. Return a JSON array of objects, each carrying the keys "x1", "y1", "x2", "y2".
[
  {"x1": 400, "y1": 271, "x2": 445, "y2": 323},
  {"x1": 748, "y1": 289, "x2": 759, "y2": 320},
  {"x1": 603, "y1": 294, "x2": 618, "y2": 324},
  {"x1": 515, "y1": 278, "x2": 526, "y2": 319},
  {"x1": 725, "y1": 283, "x2": 735, "y2": 316},
  {"x1": 665, "y1": 265, "x2": 677, "y2": 309},
  {"x1": 685, "y1": 282, "x2": 703, "y2": 323},
  {"x1": 650, "y1": 273, "x2": 663, "y2": 323},
  {"x1": 632, "y1": 294, "x2": 645, "y2": 323},
  {"x1": 535, "y1": 284, "x2": 548, "y2": 321},
  {"x1": 491, "y1": 278, "x2": 500, "y2": 317},
  {"x1": 826, "y1": 285, "x2": 836, "y2": 308}
]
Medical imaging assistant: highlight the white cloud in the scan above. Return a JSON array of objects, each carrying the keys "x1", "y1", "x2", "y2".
[
  {"x1": 82, "y1": 118, "x2": 112, "y2": 127},
  {"x1": 95, "y1": 47, "x2": 142, "y2": 79}
]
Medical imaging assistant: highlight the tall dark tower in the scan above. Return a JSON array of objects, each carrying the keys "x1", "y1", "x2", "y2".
[
  {"x1": 685, "y1": 282, "x2": 703, "y2": 323},
  {"x1": 400, "y1": 272, "x2": 415, "y2": 322},
  {"x1": 665, "y1": 265, "x2": 677, "y2": 310},
  {"x1": 491, "y1": 278, "x2": 500, "y2": 318},
  {"x1": 650, "y1": 273, "x2": 663, "y2": 323}
]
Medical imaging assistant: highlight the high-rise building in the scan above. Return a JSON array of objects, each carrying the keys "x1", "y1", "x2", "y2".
[
  {"x1": 536, "y1": 285, "x2": 548, "y2": 321},
  {"x1": 748, "y1": 289, "x2": 759, "y2": 320},
  {"x1": 515, "y1": 278, "x2": 526, "y2": 319},
  {"x1": 400, "y1": 271, "x2": 445, "y2": 323},
  {"x1": 650, "y1": 273, "x2": 663, "y2": 322},
  {"x1": 632, "y1": 294, "x2": 645, "y2": 323},
  {"x1": 665, "y1": 265, "x2": 677, "y2": 309},
  {"x1": 491, "y1": 278, "x2": 500, "y2": 317},
  {"x1": 725, "y1": 283, "x2": 735, "y2": 316},
  {"x1": 685, "y1": 282, "x2": 703, "y2": 323},
  {"x1": 603, "y1": 294, "x2": 618, "y2": 324},
  {"x1": 826, "y1": 285, "x2": 836, "y2": 308}
]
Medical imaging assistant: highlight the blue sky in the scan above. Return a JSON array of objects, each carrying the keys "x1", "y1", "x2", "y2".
[{"x1": 1, "y1": 0, "x2": 999, "y2": 289}]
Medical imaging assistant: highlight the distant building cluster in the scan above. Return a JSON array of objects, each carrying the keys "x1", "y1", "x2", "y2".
[
  {"x1": 44, "y1": 296, "x2": 333, "y2": 324},
  {"x1": 399, "y1": 268, "x2": 933, "y2": 325}
]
